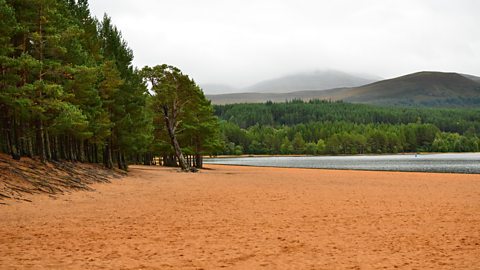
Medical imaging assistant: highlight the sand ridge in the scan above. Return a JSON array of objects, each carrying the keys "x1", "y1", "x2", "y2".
[{"x1": 1, "y1": 165, "x2": 479, "y2": 269}]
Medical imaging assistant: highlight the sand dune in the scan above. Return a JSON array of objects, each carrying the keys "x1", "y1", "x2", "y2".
[{"x1": 1, "y1": 165, "x2": 479, "y2": 269}]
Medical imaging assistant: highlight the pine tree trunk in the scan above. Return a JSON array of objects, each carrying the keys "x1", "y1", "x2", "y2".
[
  {"x1": 117, "y1": 151, "x2": 127, "y2": 170},
  {"x1": 103, "y1": 139, "x2": 113, "y2": 169},
  {"x1": 107, "y1": 142, "x2": 113, "y2": 168},
  {"x1": 84, "y1": 141, "x2": 90, "y2": 162},
  {"x1": 45, "y1": 131, "x2": 51, "y2": 161},
  {"x1": 69, "y1": 136, "x2": 76, "y2": 161},
  {"x1": 12, "y1": 114, "x2": 21, "y2": 159},
  {"x1": 7, "y1": 117, "x2": 20, "y2": 160},
  {"x1": 62, "y1": 135, "x2": 68, "y2": 160},
  {"x1": 94, "y1": 143, "x2": 98, "y2": 163},
  {"x1": 195, "y1": 154, "x2": 203, "y2": 169},
  {"x1": 143, "y1": 153, "x2": 150, "y2": 165},
  {"x1": 26, "y1": 132, "x2": 33, "y2": 158},
  {"x1": 19, "y1": 122, "x2": 26, "y2": 156},
  {"x1": 163, "y1": 106, "x2": 189, "y2": 171},
  {"x1": 51, "y1": 136, "x2": 57, "y2": 161},
  {"x1": 85, "y1": 141, "x2": 92, "y2": 163},
  {"x1": 5, "y1": 129, "x2": 12, "y2": 156},
  {"x1": 79, "y1": 139, "x2": 85, "y2": 162},
  {"x1": 121, "y1": 152, "x2": 127, "y2": 170},
  {"x1": 37, "y1": 119, "x2": 46, "y2": 162}
]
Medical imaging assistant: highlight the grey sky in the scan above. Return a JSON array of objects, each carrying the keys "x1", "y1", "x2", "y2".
[{"x1": 88, "y1": 0, "x2": 480, "y2": 88}]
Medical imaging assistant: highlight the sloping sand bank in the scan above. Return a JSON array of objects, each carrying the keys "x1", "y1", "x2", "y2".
[{"x1": 1, "y1": 165, "x2": 479, "y2": 269}]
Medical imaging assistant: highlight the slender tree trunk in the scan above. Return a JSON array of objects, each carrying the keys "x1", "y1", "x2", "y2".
[
  {"x1": 143, "y1": 153, "x2": 150, "y2": 165},
  {"x1": 7, "y1": 126, "x2": 19, "y2": 160},
  {"x1": 116, "y1": 151, "x2": 121, "y2": 169},
  {"x1": 107, "y1": 142, "x2": 113, "y2": 168},
  {"x1": 86, "y1": 141, "x2": 92, "y2": 163},
  {"x1": 94, "y1": 143, "x2": 98, "y2": 163},
  {"x1": 62, "y1": 135, "x2": 68, "y2": 160},
  {"x1": 7, "y1": 116, "x2": 20, "y2": 160},
  {"x1": 37, "y1": 120, "x2": 46, "y2": 162},
  {"x1": 26, "y1": 130, "x2": 33, "y2": 158},
  {"x1": 19, "y1": 122, "x2": 26, "y2": 157},
  {"x1": 5, "y1": 129, "x2": 12, "y2": 155},
  {"x1": 84, "y1": 141, "x2": 90, "y2": 162},
  {"x1": 162, "y1": 106, "x2": 189, "y2": 171},
  {"x1": 121, "y1": 152, "x2": 127, "y2": 170},
  {"x1": 116, "y1": 151, "x2": 127, "y2": 170},
  {"x1": 45, "y1": 131, "x2": 51, "y2": 161},
  {"x1": 64, "y1": 136, "x2": 69, "y2": 160},
  {"x1": 79, "y1": 139, "x2": 85, "y2": 162},
  {"x1": 195, "y1": 154, "x2": 203, "y2": 169},
  {"x1": 12, "y1": 114, "x2": 21, "y2": 159},
  {"x1": 103, "y1": 139, "x2": 113, "y2": 169},
  {"x1": 52, "y1": 136, "x2": 59, "y2": 161},
  {"x1": 69, "y1": 136, "x2": 76, "y2": 161},
  {"x1": 103, "y1": 145, "x2": 108, "y2": 167}
]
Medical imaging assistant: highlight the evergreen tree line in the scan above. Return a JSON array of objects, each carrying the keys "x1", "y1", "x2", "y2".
[
  {"x1": 215, "y1": 100, "x2": 480, "y2": 155},
  {"x1": 0, "y1": 0, "x2": 220, "y2": 169}
]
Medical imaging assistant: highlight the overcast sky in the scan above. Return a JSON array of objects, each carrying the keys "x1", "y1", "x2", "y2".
[{"x1": 88, "y1": 0, "x2": 480, "y2": 89}]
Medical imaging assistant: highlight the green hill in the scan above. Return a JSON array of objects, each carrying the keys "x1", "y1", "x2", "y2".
[
  {"x1": 207, "y1": 71, "x2": 480, "y2": 107},
  {"x1": 335, "y1": 71, "x2": 480, "y2": 106}
]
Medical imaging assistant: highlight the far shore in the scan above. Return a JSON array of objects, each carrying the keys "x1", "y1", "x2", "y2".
[{"x1": 206, "y1": 152, "x2": 480, "y2": 159}]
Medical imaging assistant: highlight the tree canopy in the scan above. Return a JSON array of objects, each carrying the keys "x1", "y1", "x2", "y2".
[
  {"x1": 0, "y1": 0, "x2": 220, "y2": 170},
  {"x1": 214, "y1": 100, "x2": 480, "y2": 155},
  {"x1": 141, "y1": 65, "x2": 221, "y2": 170}
]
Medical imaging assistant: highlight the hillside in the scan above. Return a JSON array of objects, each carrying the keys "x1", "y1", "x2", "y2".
[
  {"x1": 200, "y1": 83, "x2": 238, "y2": 95},
  {"x1": 201, "y1": 70, "x2": 378, "y2": 95},
  {"x1": 462, "y1": 74, "x2": 480, "y2": 83},
  {"x1": 334, "y1": 71, "x2": 480, "y2": 105},
  {"x1": 244, "y1": 70, "x2": 378, "y2": 93},
  {"x1": 208, "y1": 71, "x2": 480, "y2": 106}
]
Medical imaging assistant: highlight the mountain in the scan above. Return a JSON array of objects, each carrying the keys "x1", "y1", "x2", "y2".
[
  {"x1": 200, "y1": 83, "x2": 238, "y2": 95},
  {"x1": 243, "y1": 70, "x2": 378, "y2": 93},
  {"x1": 462, "y1": 74, "x2": 480, "y2": 83},
  {"x1": 207, "y1": 88, "x2": 346, "y2": 105},
  {"x1": 334, "y1": 71, "x2": 480, "y2": 105},
  {"x1": 208, "y1": 71, "x2": 480, "y2": 106}
]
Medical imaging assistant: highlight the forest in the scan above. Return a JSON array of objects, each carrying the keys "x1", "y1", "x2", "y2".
[
  {"x1": 215, "y1": 100, "x2": 480, "y2": 155},
  {"x1": 0, "y1": 0, "x2": 220, "y2": 170}
]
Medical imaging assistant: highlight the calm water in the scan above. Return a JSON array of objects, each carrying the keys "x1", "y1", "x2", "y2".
[{"x1": 205, "y1": 153, "x2": 480, "y2": 174}]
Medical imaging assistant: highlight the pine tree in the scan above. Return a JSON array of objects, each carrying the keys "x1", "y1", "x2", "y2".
[
  {"x1": 180, "y1": 86, "x2": 222, "y2": 168},
  {"x1": 141, "y1": 65, "x2": 219, "y2": 171},
  {"x1": 141, "y1": 65, "x2": 194, "y2": 171},
  {"x1": 0, "y1": 0, "x2": 20, "y2": 158}
]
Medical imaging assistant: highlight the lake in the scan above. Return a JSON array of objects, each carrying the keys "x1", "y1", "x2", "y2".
[{"x1": 205, "y1": 153, "x2": 480, "y2": 174}]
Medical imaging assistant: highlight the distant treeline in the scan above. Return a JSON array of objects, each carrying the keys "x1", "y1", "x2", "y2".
[
  {"x1": 0, "y1": 0, "x2": 220, "y2": 169},
  {"x1": 214, "y1": 100, "x2": 480, "y2": 155}
]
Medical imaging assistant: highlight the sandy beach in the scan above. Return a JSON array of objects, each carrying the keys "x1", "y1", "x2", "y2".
[{"x1": 1, "y1": 165, "x2": 479, "y2": 269}]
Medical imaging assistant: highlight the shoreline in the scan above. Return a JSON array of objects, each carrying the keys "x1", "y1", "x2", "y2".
[
  {"x1": 201, "y1": 162, "x2": 480, "y2": 175},
  {"x1": 206, "y1": 152, "x2": 480, "y2": 159}
]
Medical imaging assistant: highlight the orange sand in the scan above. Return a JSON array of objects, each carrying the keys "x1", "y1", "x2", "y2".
[{"x1": 1, "y1": 165, "x2": 479, "y2": 269}]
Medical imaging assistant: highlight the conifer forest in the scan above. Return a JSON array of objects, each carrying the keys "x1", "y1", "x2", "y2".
[{"x1": 0, "y1": 0, "x2": 221, "y2": 170}]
